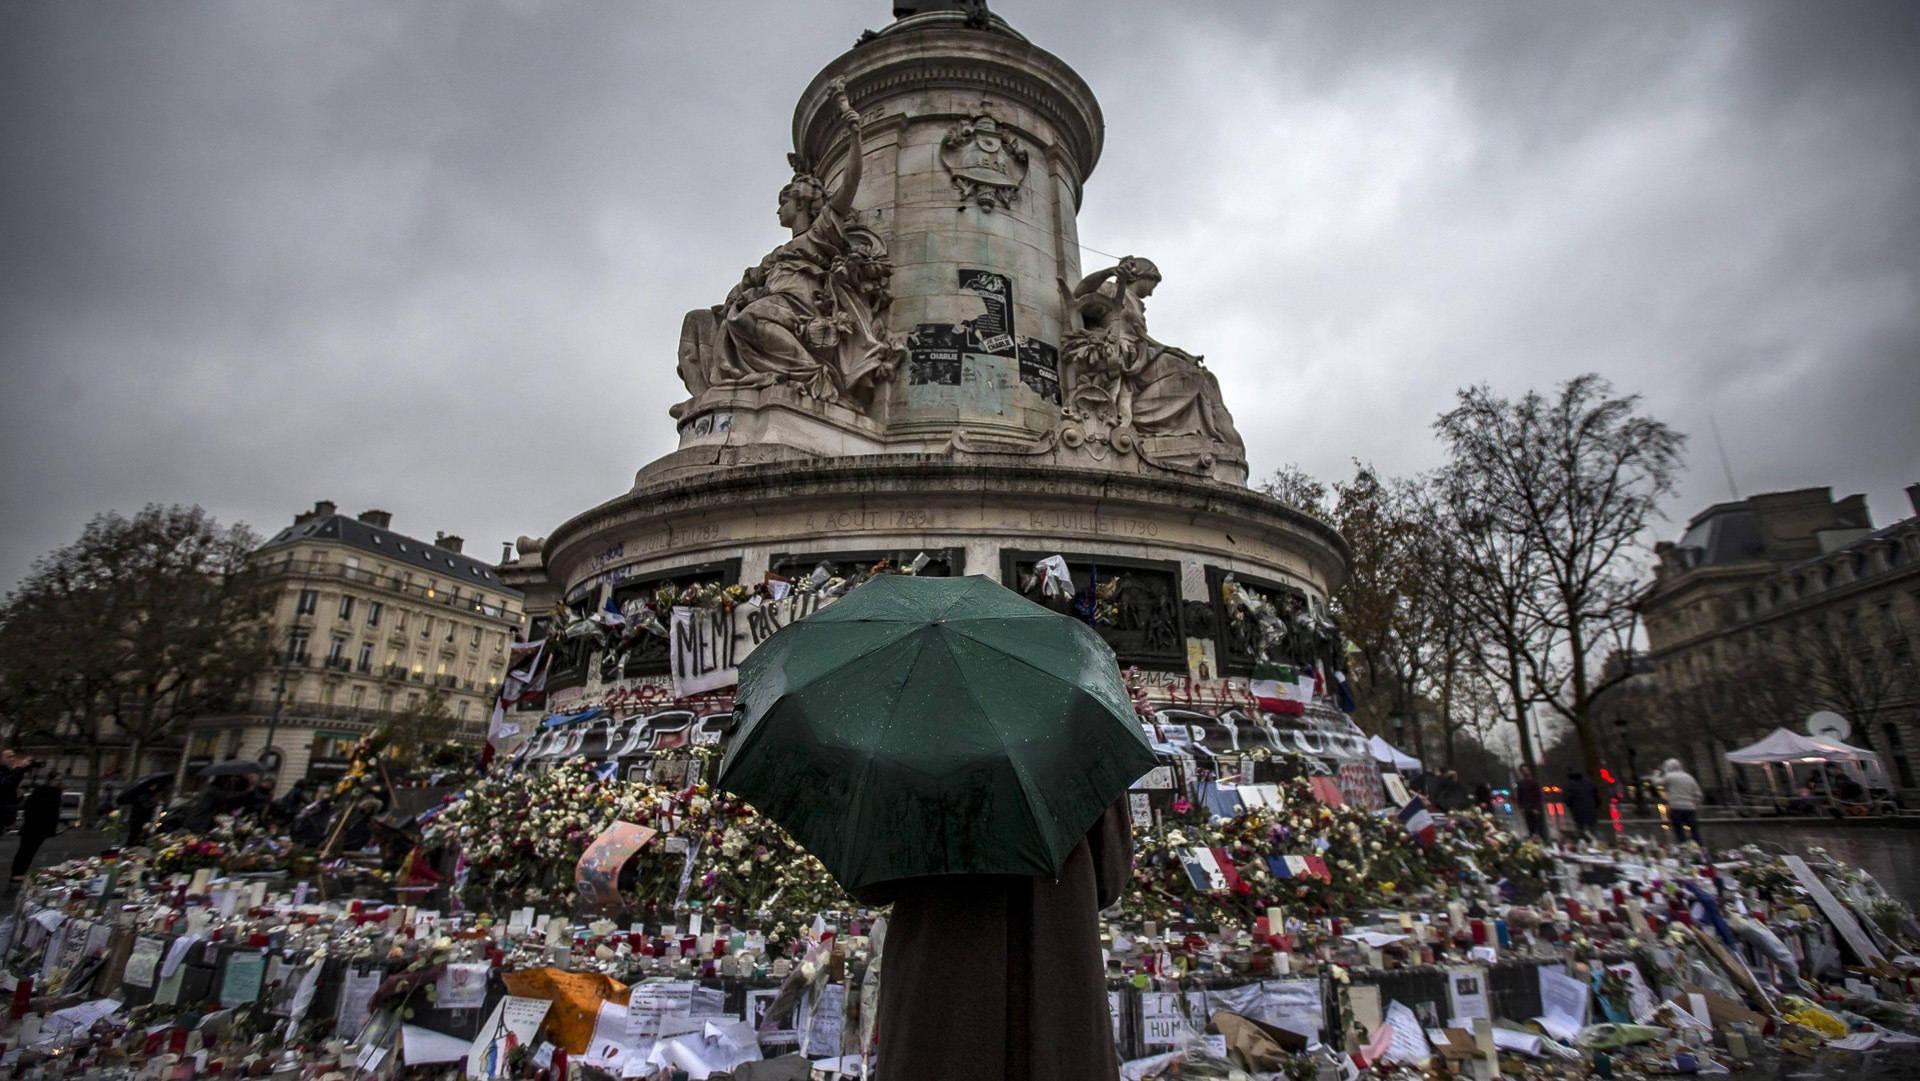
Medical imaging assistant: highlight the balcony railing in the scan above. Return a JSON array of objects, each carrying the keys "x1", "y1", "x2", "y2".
[
  {"x1": 264, "y1": 559, "x2": 522, "y2": 621},
  {"x1": 383, "y1": 664, "x2": 410, "y2": 681},
  {"x1": 322, "y1": 655, "x2": 352, "y2": 672}
]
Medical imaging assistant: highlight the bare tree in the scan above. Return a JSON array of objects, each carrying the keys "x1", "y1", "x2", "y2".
[
  {"x1": 1435, "y1": 375, "x2": 1686, "y2": 780},
  {"x1": 1259, "y1": 463, "x2": 1331, "y2": 518},
  {"x1": 0, "y1": 505, "x2": 277, "y2": 824},
  {"x1": 1439, "y1": 471, "x2": 1554, "y2": 769},
  {"x1": 1324, "y1": 465, "x2": 1432, "y2": 749}
]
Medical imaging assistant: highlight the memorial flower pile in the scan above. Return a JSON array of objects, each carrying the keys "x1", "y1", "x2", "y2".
[
  {"x1": 1120, "y1": 774, "x2": 1556, "y2": 929},
  {"x1": 426, "y1": 756, "x2": 853, "y2": 952}
]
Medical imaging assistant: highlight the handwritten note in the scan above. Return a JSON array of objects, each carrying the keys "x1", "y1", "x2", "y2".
[{"x1": 122, "y1": 936, "x2": 165, "y2": 989}]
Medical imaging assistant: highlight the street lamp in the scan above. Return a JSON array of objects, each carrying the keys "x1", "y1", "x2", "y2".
[{"x1": 1613, "y1": 713, "x2": 1646, "y2": 813}]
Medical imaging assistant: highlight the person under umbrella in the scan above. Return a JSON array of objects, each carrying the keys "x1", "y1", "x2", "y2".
[{"x1": 719, "y1": 575, "x2": 1156, "y2": 1081}]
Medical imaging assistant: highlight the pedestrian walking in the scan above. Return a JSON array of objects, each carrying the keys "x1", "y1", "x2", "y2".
[
  {"x1": 1657, "y1": 758, "x2": 1705, "y2": 845},
  {"x1": 1564, "y1": 769, "x2": 1601, "y2": 838},
  {"x1": 10, "y1": 771, "x2": 65, "y2": 888},
  {"x1": 0, "y1": 750, "x2": 32, "y2": 833},
  {"x1": 1516, "y1": 765, "x2": 1548, "y2": 839}
]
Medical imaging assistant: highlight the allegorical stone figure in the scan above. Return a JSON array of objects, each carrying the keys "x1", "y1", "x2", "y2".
[
  {"x1": 1061, "y1": 256, "x2": 1243, "y2": 450},
  {"x1": 675, "y1": 79, "x2": 902, "y2": 417}
]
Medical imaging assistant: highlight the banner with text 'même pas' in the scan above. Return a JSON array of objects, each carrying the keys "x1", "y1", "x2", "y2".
[{"x1": 668, "y1": 590, "x2": 840, "y2": 698}]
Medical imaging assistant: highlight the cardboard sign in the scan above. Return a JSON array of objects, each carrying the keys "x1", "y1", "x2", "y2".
[{"x1": 669, "y1": 592, "x2": 839, "y2": 697}]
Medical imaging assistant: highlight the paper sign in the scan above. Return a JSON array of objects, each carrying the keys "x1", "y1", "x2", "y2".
[
  {"x1": 628, "y1": 980, "x2": 696, "y2": 1037},
  {"x1": 218, "y1": 951, "x2": 266, "y2": 1007},
  {"x1": 1141, "y1": 992, "x2": 1185, "y2": 1049},
  {"x1": 582, "y1": 1000, "x2": 643, "y2": 1069},
  {"x1": 1346, "y1": 984, "x2": 1384, "y2": 1033},
  {"x1": 804, "y1": 982, "x2": 845, "y2": 1055},
  {"x1": 1447, "y1": 968, "x2": 1489, "y2": 1023},
  {"x1": 1382, "y1": 774, "x2": 1412, "y2": 807},
  {"x1": 430, "y1": 961, "x2": 488, "y2": 1011},
  {"x1": 403, "y1": 1024, "x2": 472, "y2": 1066},
  {"x1": 576, "y1": 822, "x2": 658, "y2": 912},
  {"x1": 1384, "y1": 1001, "x2": 1433, "y2": 1065},
  {"x1": 1537, "y1": 967, "x2": 1590, "y2": 1041},
  {"x1": 1129, "y1": 792, "x2": 1152, "y2": 830},
  {"x1": 467, "y1": 996, "x2": 553, "y2": 1079},
  {"x1": 122, "y1": 936, "x2": 165, "y2": 989},
  {"x1": 336, "y1": 966, "x2": 384, "y2": 1040}
]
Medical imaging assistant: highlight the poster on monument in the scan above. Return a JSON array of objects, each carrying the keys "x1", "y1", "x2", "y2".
[{"x1": 575, "y1": 821, "x2": 658, "y2": 913}]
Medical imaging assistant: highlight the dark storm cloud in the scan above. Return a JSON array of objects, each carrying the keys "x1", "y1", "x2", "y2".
[{"x1": 2, "y1": 1, "x2": 1915, "y2": 589}]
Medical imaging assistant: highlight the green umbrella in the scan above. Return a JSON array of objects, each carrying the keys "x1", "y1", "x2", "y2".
[{"x1": 717, "y1": 574, "x2": 1158, "y2": 891}]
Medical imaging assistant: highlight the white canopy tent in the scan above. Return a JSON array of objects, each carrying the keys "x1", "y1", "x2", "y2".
[
  {"x1": 1368, "y1": 735, "x2": 1422, "y2": 772},
  {"x1": 1723, "y1": 726, "x2": 1890, "y2": 798}
]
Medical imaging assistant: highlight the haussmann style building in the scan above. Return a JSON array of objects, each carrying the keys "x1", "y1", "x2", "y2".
[{"x1": 179, "y1": 501, "x2": 526, "y2": 793}]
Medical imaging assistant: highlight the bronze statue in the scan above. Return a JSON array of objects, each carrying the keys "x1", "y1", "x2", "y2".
[{"x1": 675, "y1": 79, "x2": 902, "y2": 417}]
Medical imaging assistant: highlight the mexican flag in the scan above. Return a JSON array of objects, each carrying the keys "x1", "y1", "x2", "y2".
[{"x1": 1251, "y1": 661, "x2": 1315, "y2": 716}]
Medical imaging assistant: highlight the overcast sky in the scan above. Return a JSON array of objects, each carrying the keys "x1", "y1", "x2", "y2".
[{"x1": 2, "y1": 1, "x2": 1915, "y2": 593}]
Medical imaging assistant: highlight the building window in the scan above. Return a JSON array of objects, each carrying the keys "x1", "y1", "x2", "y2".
[
  {"x1": 189, "y1": 731, "x2": 220, "y2": 760},
  {"x1": 288, "y1": 630, "x2": 310, "y2": 664},
  {"x1": 338, "y1": 595, "x2": 355, "y2": 621},
  {"x1": 378, "y1": 690, "x2": 393, "y2": 711},
  {"x1": 308, "y1": 551, "x2": 327, "y2": 571},
  {"x1": 1885, "y1": 724, "x2": 1915, "y2": 788},
  {"x1": 446, "y1": 621, "x2": 456, "y2": 644},
  {"x1": 421, "y1": 617, "x2": 432, "y2": 639},
  {"x1": 395, "y1": 610, "x2": 408, "y2": 634},
  {"x1": 366, "y1": 601, "x2": 383, "y2": 628},
  {"x1": 357, "y1": 642, "x2": 374, "y2": 671},
  {"x1": 319, "y1": 683, "x2": 336, "y2": 707},
  {"x1": 349, "y1": 686, "x2": 366, "y2": 712},
  {"x1": 471, "y1": 625, "x2": 483, "y2": 647},
  {"x1": 296, "y1": 589, "x2": 318, "y2": 616},
  {"x1": 457, "y1": 700, "x2": 470, "y2": 720},
  {"x1": 326, "y1": 637, "x2": 347, "y2": 664},
  {"x1": 311, "y1": 732, "x2": 356, "y2": 762},
  {"x1": 413, "y1": 651, "x2": 427, "y2": 675}
]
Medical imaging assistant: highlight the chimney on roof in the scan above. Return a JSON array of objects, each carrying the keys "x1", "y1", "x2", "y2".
[
  {"x1": 1909, "y1": 483, "x2": 1920, "y2": 519},
  {"x1": 434, "y1": 532, "x2": 465, "y2": 555},
  {"x1": 357, "y1": 509, "x2": 392, "y2": 529},
  {"x1": 295, "y1": 499, "x2": 338, "y2": 526}
]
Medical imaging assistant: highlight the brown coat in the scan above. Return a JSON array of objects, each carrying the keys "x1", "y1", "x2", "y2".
[{"x1": 851, "y1": 799, "x2": 1134, "y2": 1081}]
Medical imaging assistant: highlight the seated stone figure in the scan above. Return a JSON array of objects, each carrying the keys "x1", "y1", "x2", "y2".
[
  {"x1": 675, "y1": 79, "x2": 900, "y2": 418},
  {"x1": 1061, "y1": 257, "x2": 1243, "y2": 451}
]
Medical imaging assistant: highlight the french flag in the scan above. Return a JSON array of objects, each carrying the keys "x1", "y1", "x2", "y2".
[{"x1": 1397, "y1": 795, "x2": 1436, "y2": 847}]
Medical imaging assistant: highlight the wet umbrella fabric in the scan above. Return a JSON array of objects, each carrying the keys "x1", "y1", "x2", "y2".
[
  {"x1": 198, "y1": 759, "x2": 262, "y2": 778},
  {"x1": 717, "y1": 574, "x2": 1157, "y2": 892},
  {"x1": 116, "y1": 773, "x2": 173, "y2": 804}
]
